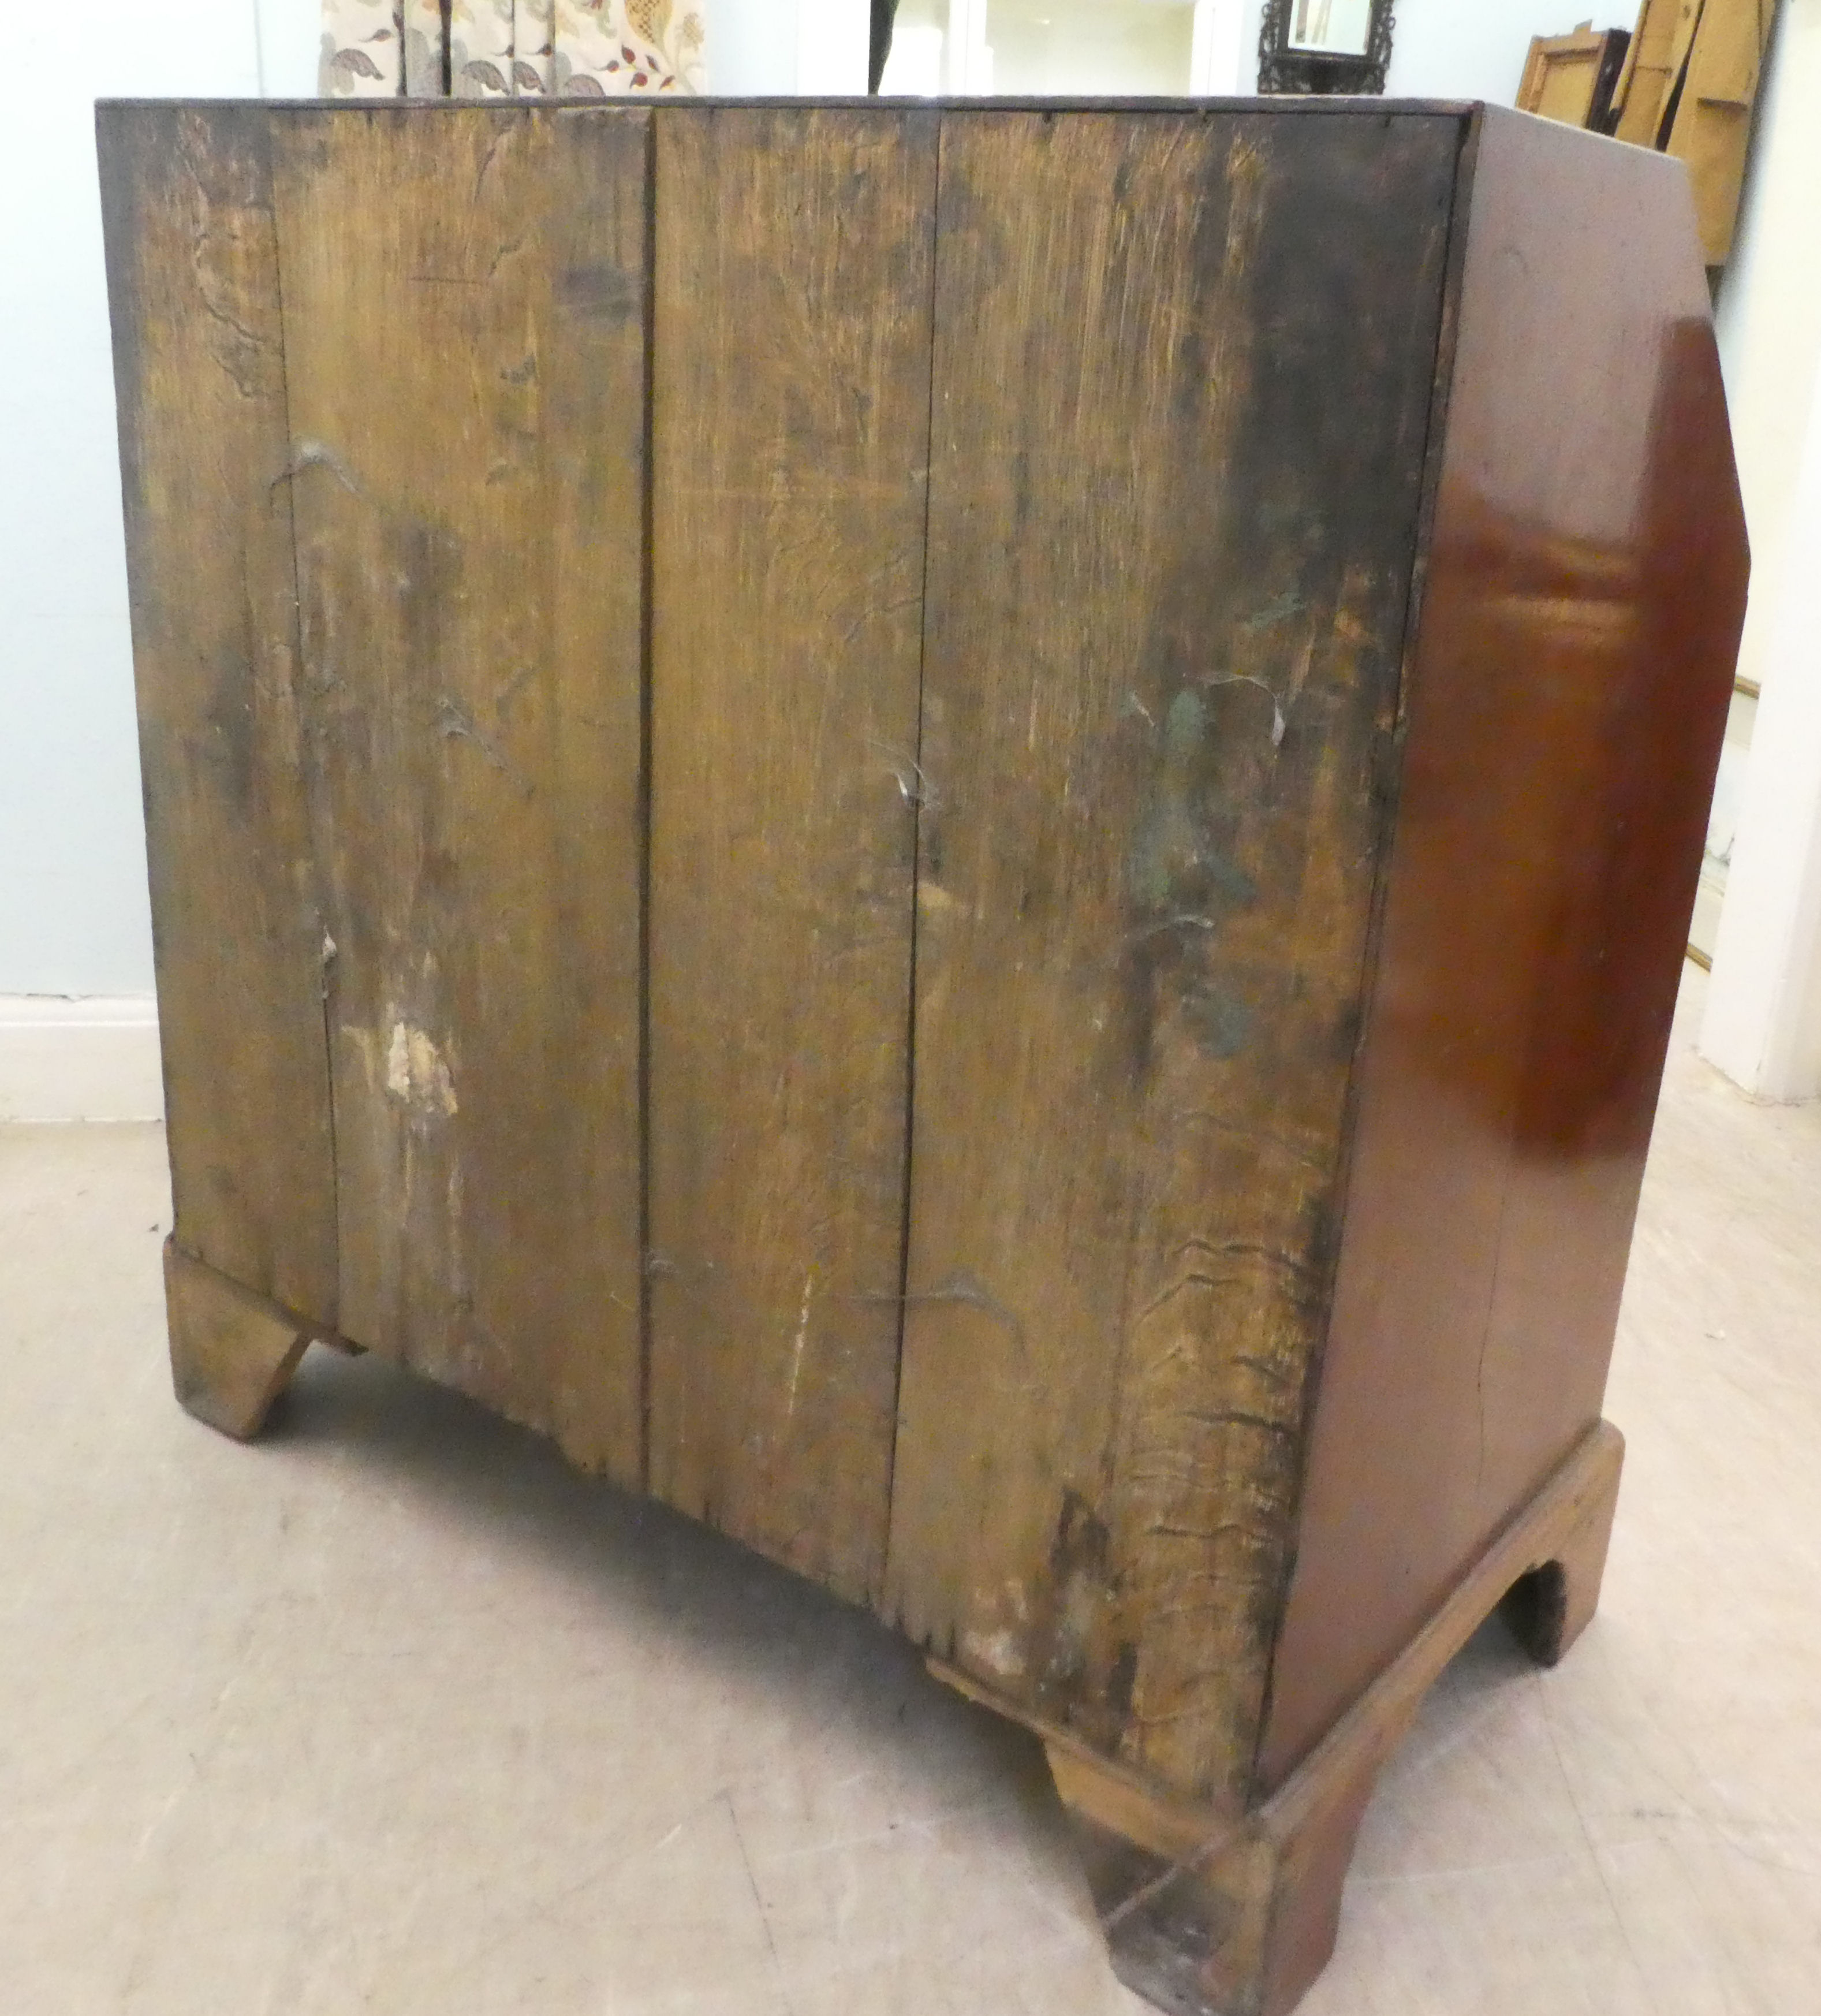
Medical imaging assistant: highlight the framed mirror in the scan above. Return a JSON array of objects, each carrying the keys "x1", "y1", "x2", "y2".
[{"x1": 1258, "y1": 0, "x2": 1393, "y2": 94}]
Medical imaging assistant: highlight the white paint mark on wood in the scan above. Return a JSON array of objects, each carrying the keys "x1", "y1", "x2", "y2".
[
  {"x1": 346, "y1": 1019, "x2": 458, "y2": 1115},
  {"x1": 786, "y1": 1268, "x2": 815, "y2": 1419},
  {"x1": 960, "y1": 1627, "x2": 1026, "y2": 1681}
]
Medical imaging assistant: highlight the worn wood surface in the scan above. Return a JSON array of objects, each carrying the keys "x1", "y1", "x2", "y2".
[
  {"x1": 163, "y1": 1238, "x2": 314, "y2": 1441},
  {"x1": 269, "y1": 107, "x2": 650, "y2": 1480},
  {"x1": 1028, "y1": 1422, "x2": 1624, "y2": 2016},
  {"x1": 645, "y1": 108, "x2": 938, "y2": 1604},
  {"x1": 885, "y1": 109, "x2": 1460, "y2": 1808},
  {"x1": 98, "y1": 105, "x2": 338, "y2": 1325}
]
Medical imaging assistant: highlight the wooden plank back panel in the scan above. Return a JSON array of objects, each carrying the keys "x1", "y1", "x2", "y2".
[
  {"x1": 98, "y1": 105, "x2": 338, "y2": 1325},
  {"x1": 271, "y1": 107, "x2": 650, "y2": 1482},
  {"x1": 887, "y1": 110, "x2": 1460, "y2": 1806},
  {"x1": 647, "y1": 109, "x2": 938, "y2": 1604}
]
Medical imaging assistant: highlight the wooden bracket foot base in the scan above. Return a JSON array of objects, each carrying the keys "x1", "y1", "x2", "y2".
[
  {"x1": 933, "y1": 1421, "x2": 1624, "y2": 2016},
  {"x1": 162, "y1": 1238, "x2": 320, "y2": 1440}
]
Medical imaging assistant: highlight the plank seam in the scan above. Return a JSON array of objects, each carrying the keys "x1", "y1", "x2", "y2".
[
  {"x1": 636, "y1": 109, "x2": 659, "y2": 1499},
  {"x1": 878, "y1": 109, "x2": 946, "y2": 1613}
]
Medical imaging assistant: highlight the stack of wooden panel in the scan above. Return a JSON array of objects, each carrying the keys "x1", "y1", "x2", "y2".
[{"x1": 1519, "y1": 0, "x2": 1778, "y2": 262}]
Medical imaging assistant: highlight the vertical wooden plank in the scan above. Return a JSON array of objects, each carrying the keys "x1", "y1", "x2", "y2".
[
  {"x1": 98, "y1": 103, "x2": 338, "y2": 1325},
  {"x1": 887, "y1": 109, "x2": 1460, "y2": 1808},
  {"x1": 270, "y1": 105, "x2": 649, "y2": 1482},
  {"x1": 647, "y1": 107, "x2": 937, "y2": 1604},
  {"x1": 542, "y1": 108, "x2": 654, "y2": 1480}
]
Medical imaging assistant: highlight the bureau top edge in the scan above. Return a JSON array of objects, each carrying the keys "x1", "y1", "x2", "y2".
[{"x1": 95, "y1": 94, "x2": 1482, "y2": 117}]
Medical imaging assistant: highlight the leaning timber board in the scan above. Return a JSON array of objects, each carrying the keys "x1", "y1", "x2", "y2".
[{"x1": 100, "y1": 98, "x2": 1747, "y2": 2016}]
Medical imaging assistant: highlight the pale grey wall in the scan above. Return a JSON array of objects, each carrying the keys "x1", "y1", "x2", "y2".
[{"x1": 0, "y1": 2, "x2": 270, "y2": 996}]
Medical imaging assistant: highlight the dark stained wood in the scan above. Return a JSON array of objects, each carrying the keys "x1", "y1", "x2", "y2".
[
  {"x1": 645, "y1": 107, "x2": 938, "y2": 1604},
  {"x1": 269, "y1": 106, "x2": 650, "y2": 1482},
  {"x1": 1020, "y1": 1424, "x2": 1625, "y2": 2016},
  {"x1": 97, "y1": 104, "x2": 338, "y2": 1325},
  {"x1": 886, "y1": 109, "x2": 1461, "y2": 1810},
  {"x1": 1258, "y1": 106, "x2": 1748, "y2": 1791}
]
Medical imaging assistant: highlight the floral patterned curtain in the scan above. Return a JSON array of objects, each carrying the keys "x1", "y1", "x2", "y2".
[{"x1": 322, "y1": 0, "x2": 706, "y2": 98}]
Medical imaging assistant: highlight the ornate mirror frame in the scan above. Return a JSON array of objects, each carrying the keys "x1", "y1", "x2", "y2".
[{"x1": 1257, "y1": 0, "x2": 1394, "y2": 95}]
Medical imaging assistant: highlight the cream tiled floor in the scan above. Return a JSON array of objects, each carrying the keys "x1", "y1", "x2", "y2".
[{"x1": 2, "y1": 966, "x2": 1817, "y2": 2015}]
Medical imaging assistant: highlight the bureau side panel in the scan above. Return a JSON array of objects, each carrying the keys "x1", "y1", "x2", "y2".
[
  {"x1": 1260, "y1": 110, "x2": 1749, "y2": 1787},
  {"x1": 97, "y1": 104, "x2": 338, "y2": 1324},
  {"x1": 887, "y1": 108, "x2": 1461, "y2": 1807},
  {"x1": 270, "y1": 107, "x2": 650, "y2": 1482},
  {"x1": 646, "y1": 108, "x2": 938, "y2": 1604}
]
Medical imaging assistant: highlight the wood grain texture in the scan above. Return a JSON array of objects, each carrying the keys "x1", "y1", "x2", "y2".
[
  {"x1": 646, "y1": 107, "x2": 938, "y2": 1604},
  {"x1": 98, "y1": 104, "x2": 338, "y2": 1324},
  {"x1": 886, "y1": 109, "x2": 1461, "y2": 1807},
  {"x1": 270, "y1": 106, "x2": 650, "y2": 1481}
]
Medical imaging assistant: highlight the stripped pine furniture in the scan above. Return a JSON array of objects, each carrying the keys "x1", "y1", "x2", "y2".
[{"x1": 99, "y1": 96, "x2": 1747, "y2": 2016}]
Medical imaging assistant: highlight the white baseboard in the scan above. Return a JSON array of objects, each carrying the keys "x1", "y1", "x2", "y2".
[{"x1": 0, "y1": 996, "x2": 163, "y2": 1123}]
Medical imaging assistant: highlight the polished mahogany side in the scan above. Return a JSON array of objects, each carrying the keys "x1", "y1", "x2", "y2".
[{"x1": 1259, "y1": 106, "x2": 1749, "y2": 1790}]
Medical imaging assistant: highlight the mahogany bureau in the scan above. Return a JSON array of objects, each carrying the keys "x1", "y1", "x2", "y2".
[{"x1": 98, "y1": 95, "x2": 1747, "y2": 2016}]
